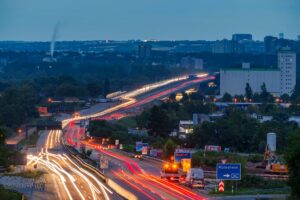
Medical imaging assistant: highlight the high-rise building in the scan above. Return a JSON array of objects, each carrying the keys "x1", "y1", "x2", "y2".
[
  {"x1": 279, "y1": 33, "x2": 284, "y2": 39},
  {"x1": 240, "y1": 40, "x2": 264, "y2": 54},
  {"x1": 278, "y1": 47, "x2": 296, "y2": 95},
  {"x1": 137, "y1": 43, "x2": 152, "y2": 59},
  {"x1": 264, "y1": 36, "x2": 278, "y2": 54},
  {"x1": 180, "y1": 57, "x2": 203, "y2": 69},
  {"x1": 232, "y1": 34, "x2": 252, "y2": 42},
  {"x1": 212, "y1": 39, "x2": 234, "y2": 54}
]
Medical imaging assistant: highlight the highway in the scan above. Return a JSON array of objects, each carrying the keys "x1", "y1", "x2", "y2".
[
  {"x1": 60, "y1": 74, "x2": 215, "y2": 200},
  {"x1": 27, "y1": 130, "x2": 118, "y2": 200},
  {"x1": 92, "y1": 144, "x2": 207, "y2": 200},
  {"x1": 62, "y1": 73, "x2": 214, "y2": 127}
]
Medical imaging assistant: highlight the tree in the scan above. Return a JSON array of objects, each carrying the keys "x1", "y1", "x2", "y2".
[
  {"x1": 169, "y1": 93, "x2": 176, "y2": 102},
  {"x1": 260, "y1": 82, "x2": 273, "y2": 103},
  {"x1": 55, "y1": 83, "x2": 84, "y2": 97},
  {"x1": 280, "y1": 94, "x2": 290, "y2": 103},
  {"x1": 285, "y1": 130, "x2": 300, "y2": 199},
  {"x1": 0, "y1": 127, "x2": 9, "y2": 166},
  {"x1": 180, "y1": 92, "x2": 189, "y2": 103},
  {"x1": 147, "y1": 106, "x2": 172, "y2": 138},
  {"x1": 88, "y1": 120, "x2": 113, "y2": 138},
  {"x1": 152, "y1": 137, "x2": 165, "y2": 149},
  {"x1": 163, "y1": 139, "x2": 176, "y2": 161},
  {"x1": 103, "y1": 78, "x2": 110, "y2": 97},
  {"x1": 222, "y1": 92, "x2": 232, "y2": 102},
  {"x1": 291, "y1": 79, "x2": 300, "y2": 102},
  {"x1": 252, "y1": 92, "x2": 261, "y2": 102},
  {"x1": 245, "y1": 83, "x2": 253, "y2": 100},
  {"x1": 189, "y1": 92, "x2": 205, "y2": 101},
  {"x1": 86, "y1": 82, "x2": 102, "y2": 97}
]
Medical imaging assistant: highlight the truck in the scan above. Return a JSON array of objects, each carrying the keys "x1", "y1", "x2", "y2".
[
  {"x1": 179, "y1": 168, "x2": 205, "y2": 189},
  {"x1": 161, "y1": 162, "x2": 180, "y2": 181}
]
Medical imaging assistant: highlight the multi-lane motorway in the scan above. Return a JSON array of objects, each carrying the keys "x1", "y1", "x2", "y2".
[
  {"x1": 27, "y1": 73, "x2": 213, "y2": 200},
  {"x1": 62, "y1": 73, "x2": 214, "y2": 127},
  {"x1": 60, "y1": 73, "x2": 214, "y2": 200},
  {"x1": 27, "y1": 130, "x2": 119, "y2": 200},
  {"x1": 82, "y1": 138, "x2": 207, "y2": 200}
]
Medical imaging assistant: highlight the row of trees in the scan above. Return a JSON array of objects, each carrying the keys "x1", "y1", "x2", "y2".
[
  {"x1": 2, "y1": 61, "x2": 189, "y2": 96},
  {"x1": 222, "y1": 77, "x2": 300, "y2": 105},
  {"x1": 0, "y1": 84, "x2": 39, "y2": 129},
  {"x1": 136, "y1": 93, "x2": 216, "y2": 138},
  {"x1": 222, "y1": 82, "x2": 286, "y2": 103},
  {"x1": 135, "y1": 91, "x2": 299, "y2": 153},
  {"x1": 188, "y1": 107, "x2": 298, "y2": 152}
]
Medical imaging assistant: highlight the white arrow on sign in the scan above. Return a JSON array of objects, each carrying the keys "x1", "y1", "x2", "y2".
[{"x1": 223, "y1": 174, "x2": 230, "y2": 178}]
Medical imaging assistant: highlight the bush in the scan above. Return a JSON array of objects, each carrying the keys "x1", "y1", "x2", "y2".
[
  {"x1": 239, "y1": 175, "x2": 287, "y2": 189},
  {"x1": 6, "y1": 170, "x2": 45, "y2": 179},
  {"x1": 248, "y1": 154, "x2": 264, "y2": 163},
  {"x1": 0, "y1": 185, "x2": 23, "y2": 200}
]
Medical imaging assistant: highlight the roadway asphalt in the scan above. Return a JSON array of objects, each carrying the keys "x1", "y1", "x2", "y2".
[
  {"x1": 61, "y1": 75, "x2": 215, "y2": 200},
  {"x1": 27, "y1": 130, "x2": 119, "y2": 200}
]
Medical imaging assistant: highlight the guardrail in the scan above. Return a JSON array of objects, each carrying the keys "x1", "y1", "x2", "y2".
[
  {"x1": 62, "y1": 137, "x2": 137, "y2": 200},
  {"x1": 115, "y1": 150, "x2": 289, "y2": 181}
]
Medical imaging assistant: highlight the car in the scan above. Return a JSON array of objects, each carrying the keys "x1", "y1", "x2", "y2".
[{"x1": 134, "y1": 154, "x2": 143, "y2": 159}]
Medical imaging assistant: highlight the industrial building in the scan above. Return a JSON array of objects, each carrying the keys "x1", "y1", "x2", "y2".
[{"x1": 220, "y1": 49, "x2": 296, "y2": 96}]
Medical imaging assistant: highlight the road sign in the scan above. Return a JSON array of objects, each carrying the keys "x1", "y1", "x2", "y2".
[
  {"x1": 100, "y1": 155, "x2": 109, "y2": 169},
  {"x1": 216, "y1": 163, "x2": 241, "y2": 180},
  {"x1": 174, "y1": 149, "x2": 192, "y2": 163},
  {"x1": 142, "y1": 143, "x2": 149, "y2": 155},
  {"x1": 218, "y1": 181, "x2": 224, "y2": 192},
  {"x1": 136, "y1": 141, "x2": 143, "y2": 152}
]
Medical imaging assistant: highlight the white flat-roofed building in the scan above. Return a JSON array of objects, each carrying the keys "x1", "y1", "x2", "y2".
[
  {"x1": 220, "y1": 63, "x2": 281, "y2": 96},
  {"x1": 221, "y1": 49, "x2": 296, "y2": 96}
]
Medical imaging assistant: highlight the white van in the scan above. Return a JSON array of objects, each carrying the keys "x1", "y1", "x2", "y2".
[{"x1": 181, "y1": 168, "x2": 205, "y2": 189}]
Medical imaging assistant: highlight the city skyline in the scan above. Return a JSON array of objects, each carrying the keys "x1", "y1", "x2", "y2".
[{"x1": 0, "y1": 0, "x2": 299, "y2": 41}]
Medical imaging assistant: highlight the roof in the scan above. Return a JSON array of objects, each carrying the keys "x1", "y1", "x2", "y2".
[
  {"x1": 5, "y1": 134, "x2": 24, "y2": 145},
  {"x1": 221, "y1": 68, "x2": 280, "y2": 72}
]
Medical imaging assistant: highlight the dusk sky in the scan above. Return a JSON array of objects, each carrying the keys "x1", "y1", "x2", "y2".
[{"x1": 0, "y1": 0, "x2": 299, "y2": 41}]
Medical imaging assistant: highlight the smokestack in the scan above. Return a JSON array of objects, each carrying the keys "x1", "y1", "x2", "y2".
[{"x1": 50, "y1": 23, "x2": 59, "y2": 58}]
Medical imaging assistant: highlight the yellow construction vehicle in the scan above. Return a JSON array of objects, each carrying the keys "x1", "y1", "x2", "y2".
[{"x1": 264, "y1": 145, "x2": 288, "y2": 174}]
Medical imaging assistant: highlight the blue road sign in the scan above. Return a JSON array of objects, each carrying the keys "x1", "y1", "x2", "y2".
[
  {"x1": 136, "y1": 141, "x2": 143, "y2": 152},
  {"x1": 216, "y1": 163, "x2": 241, "y2": 180}
]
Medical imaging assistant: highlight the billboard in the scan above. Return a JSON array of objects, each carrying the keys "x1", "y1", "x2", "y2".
[
  {"x1": 142, "y1": 143, "x2": 149, "y2": 155},
  {"x1": 150, "y1": 149, "x2": 163, "y2": 157},
  {"x1": 174, "y1": 149, "x2": 192, "y2": 163},
  {"x1": 204, "y1": 145, "x2": 222, "y2": 152},
  {"x1": 136, "y1": 141, "x2": 143, "y2": 152}
]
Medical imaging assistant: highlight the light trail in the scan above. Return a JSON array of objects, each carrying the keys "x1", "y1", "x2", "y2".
[
  {"x1": 116, "y1": 169, "x2": 168, "y2": 200},
  {"x1": 27, "y1": 130, "x2": 112, "y2": 200},
  {"x1": 62, "y1": 73, "x2": 213, "y2": 127},
  {"x1": 27, "y1": 155, "x2": 73, "y2": 200},
  {"x1": 89, "y1": 143, "x2": 206, "y2": 200},
  {"x1": 63, "y1": 154, "x2": 112, "y2": 200},
  {"x1": 57, "y1": 74, "x2": 214, "y2": 199},
  {"x1": 112, "y1": 170, "x2": 156, "y2": 200}
]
